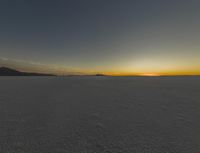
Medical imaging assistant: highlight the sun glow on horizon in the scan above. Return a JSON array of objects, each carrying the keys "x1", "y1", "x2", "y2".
[{"x1": 140, "y1": 73, "x2": 161, "y2": 76}]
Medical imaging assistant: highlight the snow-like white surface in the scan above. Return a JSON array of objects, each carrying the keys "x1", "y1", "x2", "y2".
[{"x1": 0, "y1": 76, "x2": 199, "y2": 153}]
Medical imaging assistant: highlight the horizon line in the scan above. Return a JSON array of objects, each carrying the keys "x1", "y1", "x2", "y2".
[{"x1": 1, "y1": 66, "x2": 200, "y2": 77}]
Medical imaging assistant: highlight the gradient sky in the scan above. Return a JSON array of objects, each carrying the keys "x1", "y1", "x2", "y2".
[{"x1": 0, "y1": 0, "x2": 200, "y2": 75}]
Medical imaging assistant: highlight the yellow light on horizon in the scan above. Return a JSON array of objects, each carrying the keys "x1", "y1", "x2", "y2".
[{"x1": 140, "y1": 73, "x2": 161, "y2": 76}]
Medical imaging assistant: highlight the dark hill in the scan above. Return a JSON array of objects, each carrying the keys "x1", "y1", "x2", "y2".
[
  {"x1": 0, "y1": 67, "x2": 55, "y2": 76},
  {"x1": 95, "y1": 74, "x2": 107, "y2": 76}
]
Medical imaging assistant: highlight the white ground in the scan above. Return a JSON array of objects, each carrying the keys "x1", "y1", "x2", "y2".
[{"x1": 0, "y1": 76, "x2": 199, "y2": 153}]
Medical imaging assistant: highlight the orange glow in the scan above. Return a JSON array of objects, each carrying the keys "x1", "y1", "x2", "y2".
[
  {"x1": 103, "y1": 70, "x2": 200, "y2": 76},
  {"x1": 140, "y1": 73, "x2": 161, "y2": 76}
]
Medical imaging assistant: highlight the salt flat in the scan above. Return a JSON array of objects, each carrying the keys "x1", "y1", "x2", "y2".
[{"x1": 0, "y1": 76, "x2": 199, "y2": 153}]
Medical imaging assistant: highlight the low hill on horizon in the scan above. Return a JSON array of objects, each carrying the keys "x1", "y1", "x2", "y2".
[{"x1": 0, "y1": 67, "x2": 55, "y2": 76}]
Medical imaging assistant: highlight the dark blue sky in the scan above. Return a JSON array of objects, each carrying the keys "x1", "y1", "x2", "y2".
[{"x1": 0, "y1": 0, "x2": 200, "y2": 75}]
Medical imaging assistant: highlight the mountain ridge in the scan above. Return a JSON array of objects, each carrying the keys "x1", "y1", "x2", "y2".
[{"x1": 0, "y1": 67, "x2": 55, "y2": 76}]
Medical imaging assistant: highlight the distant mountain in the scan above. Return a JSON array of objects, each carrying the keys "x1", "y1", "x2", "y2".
[
  {"x1": 95, "y1": 74, "x2": 107, "y2": 76},
  {"x1": 0, "y1": 67, "x2": 55, "y2": 76}
]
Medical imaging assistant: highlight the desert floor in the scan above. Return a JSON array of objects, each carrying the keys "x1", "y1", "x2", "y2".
[{"x1": 0, "y1": 76, "x2": 199, "y2": 153}]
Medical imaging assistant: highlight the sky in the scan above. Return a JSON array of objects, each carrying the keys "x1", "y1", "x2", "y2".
[{"x1": 0, "y1": 0, "x2": 200, "y2": 76}]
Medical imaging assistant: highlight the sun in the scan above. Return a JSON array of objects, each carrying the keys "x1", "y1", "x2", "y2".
[{"x1": 141, "y1": 73, "x2": 161, "y2": 76}]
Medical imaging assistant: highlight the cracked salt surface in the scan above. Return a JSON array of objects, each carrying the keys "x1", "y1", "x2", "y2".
[{"x1": 0, "y1": 76, "x2": 199, "y2": 153}]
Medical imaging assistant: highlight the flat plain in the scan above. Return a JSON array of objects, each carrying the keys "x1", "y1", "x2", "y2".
[{"x1": 0, "y1": 76, "x2": 199, "y2": 153}]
